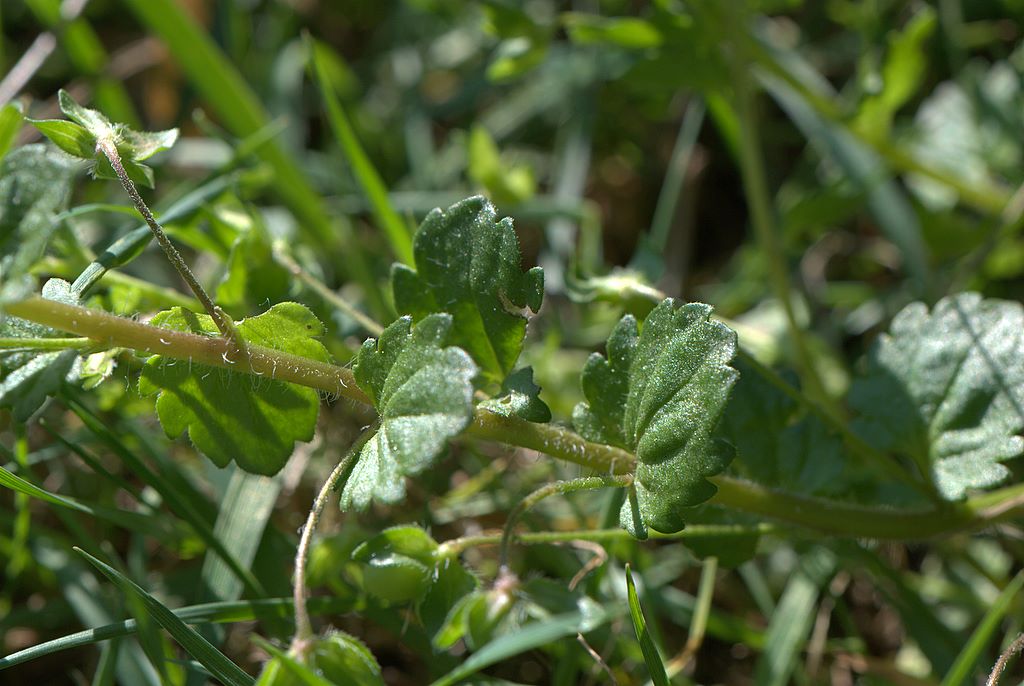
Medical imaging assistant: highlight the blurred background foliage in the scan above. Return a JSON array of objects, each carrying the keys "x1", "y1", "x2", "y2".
[{"x1": 4, "y1": 0, "x2": 1024, "y2": 684}]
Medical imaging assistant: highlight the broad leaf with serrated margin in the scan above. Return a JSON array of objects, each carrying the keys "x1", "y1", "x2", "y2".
[
  {"x1": 0, "y1": 279, "x2": 83, "y2": 420},
  {"x1": 341, "y1": 314, "x2": 477, "y2": 510},
  {"x1": 139, "y1": 302, "x2": 329, "y2": 475},
  {"x1": 574, "y1": 299, "x2": 738, "y2": 536},
  {"x1": 849, "y1": 293, "x2": 1024, "y2": 499},
  {"x1": 391, "y1": 196, "x2": 542, "y2": 384}
]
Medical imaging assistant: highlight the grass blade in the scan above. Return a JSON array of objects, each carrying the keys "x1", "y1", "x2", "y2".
[
  {"x1": 0, "y1": 597, "x2": 353, "y2": 671},
  {"x1": 119, "y1": 0, "x2": 386, "y2": 316},
  {"x1": 941, "y1": 570, "x2": 1024, "y2": 686},
  {"x1": 74, "y1": 547, "x2": 255, "y2": 686},
  {"x1": 308, "y1": 37, "x2": 414, "y2": 266},
  {"x1": 430, "y1": 606, "x2": 620, "y2": 686},
  {"x1": 753, "y1": 548, "x2": 836, "y2": 686},
  {"x1": 201, "y1": 468, "x2": 281, "y2": 603},
  {"x1": 625, "y1": 564, "x2": 670, "y2": 686}
]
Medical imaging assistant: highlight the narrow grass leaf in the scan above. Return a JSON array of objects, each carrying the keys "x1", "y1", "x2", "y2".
[
  {"x1": 0, "y1": 597, "x2": 353, "y2": 671},
  {"x1": 308, "y1": 37, "x2": 414, "y2": 265},
  {"x1": 941, "y1": 570, "x2": 1024, "y2": 686},
  {"x1": 753, "y1": 548, "x2": 836, "y2": 686},
  {"x1": 430, "y1": 606, "x2": 620, "y2": 686},
  {"x1": 74, "y1": 547, "x2": 255, "y2": 686},
  {"x1": 625, "y1": 564, "x2": 670, "y2": 686}
]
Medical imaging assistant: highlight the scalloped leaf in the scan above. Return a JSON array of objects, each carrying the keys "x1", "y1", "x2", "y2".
[
  {"x1": 850, "y1": 293, "x2": 1024, "y2": 500},
  {"x1": 478, "y1": 366, "x2": 551, "y2": 423},
  {"x1": 574, "y1": 299, "x2": 738, "y2": 536},
  {"x1": 391, "y1": 196, "x2": 543, "y2": 385},
  {"x1": 138, "y1": 303, "x2": 330, "y2": 475},
  {"x1": 340, "y1": 314, "x2": 477, "y2": 510},
  {"x1": 0, "y1": 279, "x2": 83, "y2": 421}
]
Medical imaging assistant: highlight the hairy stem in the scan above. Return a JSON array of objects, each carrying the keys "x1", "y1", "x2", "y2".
[
  {"x1": 10, "y1": 296, "x2": 1024, "y2": 541},
  {"x1": 499, "y1": 475, "x2": 633, "y2": 570},
  {"x1": 291, "y1": 426, "x2": 374, "y2": 649},
  {"x1": 95, "y1": 138, "x2": 231, "y2": 337}
]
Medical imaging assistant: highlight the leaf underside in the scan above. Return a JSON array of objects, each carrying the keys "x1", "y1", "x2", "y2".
[
  {"x1": 574, "y1": 299, "x2": 738, "y2": 536},
  {"x1": 850, "y1": 292, "x2": 1024, "y2": 500},
  {"x1": 139, "y1": 302, "x2": 330, "y2": 475},
  {"x1": 0, "y1": 145, "x2": 76, "y2": 305},
  {"x1": 391, "y1": 196, "x2": 543, "y2": 385},
  {"x1": 341, "y1": 314, "x2": 477, "y2": 510}
]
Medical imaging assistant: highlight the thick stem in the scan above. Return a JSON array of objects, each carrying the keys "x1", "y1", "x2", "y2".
[
  {"x1": 11, "y1": 296, "x2": 1024, "y2": 542},
  {"x1": 95, "y1": 138, "x2": 232, "y2": 337},
  {"x1": 499, "y1": 475, "x2": 633, "y2": 570},
  {"x1": 290, "y1": 426, "x2": 374, "y2": 649}
]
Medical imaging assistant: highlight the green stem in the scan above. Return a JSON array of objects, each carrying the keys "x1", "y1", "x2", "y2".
[
  {"x1": 499, "y1": 475, "x2": 633, "y2": 570},
  {"x1": 436, "y1": 523, "x2": 779, "y2": 559},
  {"x1": 95, "y1": 138, "x2": 231, "y2": 337},
  {"x1": 290, "y1": 426, "x2": 375, "y2": 649},
  {"x1": 0, "y1": 336, "x2": 93, "y2": 350},
  {"x1": 732, "y1": 73, "x2": 834, "y2": 418},
  {"x1": 272, "y1": 244, "x2": 384, "y2": 336},
  {"x1": 10, "y1": 296, "x2": 1024, "y2": 542}
]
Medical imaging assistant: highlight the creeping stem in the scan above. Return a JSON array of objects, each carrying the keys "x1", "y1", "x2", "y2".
[{"x1": 9, "y1": 295, "x2": 1024, "y2": 541}]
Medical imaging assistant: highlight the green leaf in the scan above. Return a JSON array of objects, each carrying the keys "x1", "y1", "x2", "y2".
[
  {"x1": 849, "y1": 293, "x2": 1024, "y2": 500},
  {"x1": 341, "y1": 314, "x2": 477, "y2": 509},
  {"x1": 29, "y1": 119, "x2": 96, "y2": 158},
  {"x1": 573, "y1": 299, "x2": 738, "y2": 534},
  {"x1": 351, "y1": 526, "x2": 439, "y2": 604},
  {"x1": 478, "y1": 366, "x2": 551, "y2": 423},
  {"x1": 391, "y1": 196, "x2": 543, "y2": 385},
  {"x1": 717, "y1": 359, "x2": 847, "y2": 497},
  {"x1": 0, "y1": 102, "x2": 24, "y2": 161},
  {"x1": 256, "y1": 633, "x2": 383, "y2": 686},
  {"x1": 74, "y1": 547, "x2": 255, "y2": 686},
  {"x1": 0, "y1": 279, "x2": 83, "y2": 420},
  {"x1": 32, "y1": 90, "x2": 177, "y2": 188},
  {"x1": 625, "y1": 564, "x2": 670, "y2": 686},
  {"x1": 0, "y1": 145, "x2": 77, "y2": 304},
  {"x1": 139, "y1": 302, "x2": 330, "y2": 475}
]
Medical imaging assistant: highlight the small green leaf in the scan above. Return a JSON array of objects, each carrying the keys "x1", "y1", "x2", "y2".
[
  {"x1": 29, "y1": 119, "x2": 96, "y2": 158},
  {"x1": 139, "y1": 302, "x2": 330, "y2": 475},
  {"x1": 478, "y1": 366, "x2": 551, "y2": 423},
  {"x1": 256, "y1": 633, "x2": 383, "y2": 686},
  {"x1": 351, "y1": 526, "x2": 439, "y2": 604},
  {"x1": 341, "y1": 314, "x2": 477, "y2": 509},
  {"x1": 0, "y1": 102, "x2": 23, "y2": 161},
  {"x1": 850, "y1": 293, "x2": 1024, "y2": 499},
  {"x1": 574, "y1": 299, "x2": 738, "y2": 534},
  {"x1": 391, "y1": 196, "x2": 543, "y2": 385},
  {"x1": 0, "y1": 279, "x2": 83, "y2": 420},
  {"x1": 625, "y1": 564, "x2": 670, "y2": 686},
  {"x1": 39, "y1": 90, "x2": 176, "y2": 188}
]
